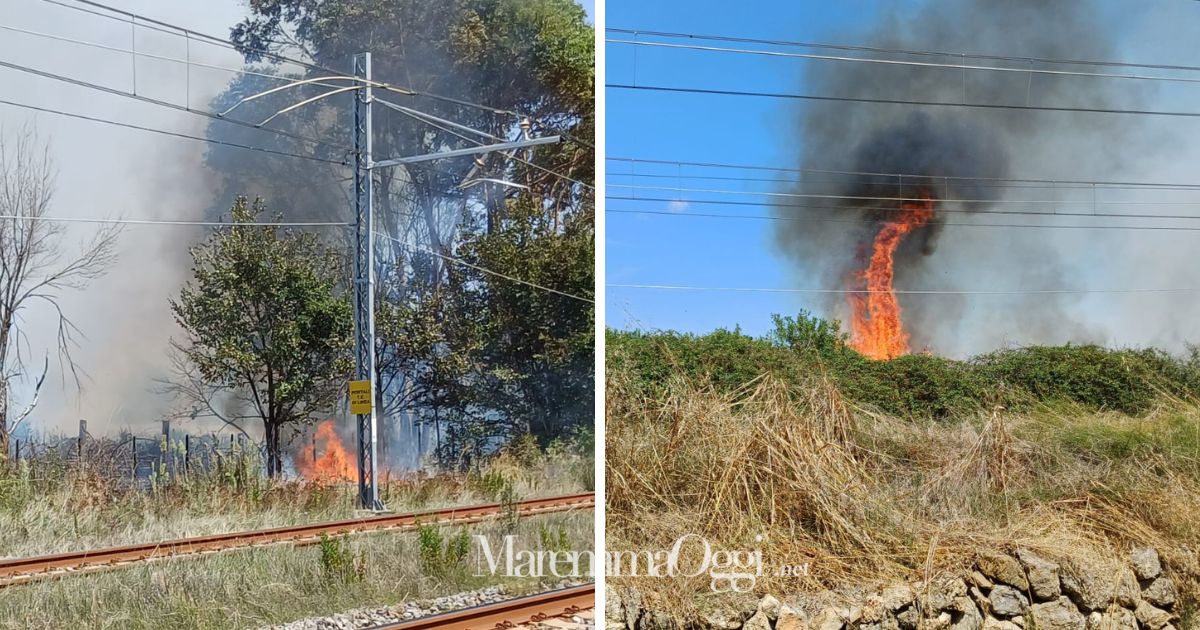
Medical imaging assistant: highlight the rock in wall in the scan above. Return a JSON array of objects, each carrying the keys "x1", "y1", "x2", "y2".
[{"x1": 608, "y1": 547, "x2": 1184, "y2": 630}]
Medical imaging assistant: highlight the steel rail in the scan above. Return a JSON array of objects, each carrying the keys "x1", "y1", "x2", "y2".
[
  {"x1": 0, "y1": 493, "x2": 594, "y2": 587},
  {"x1": 366, "y1": 584, "x2": 595, "y2": 630}
]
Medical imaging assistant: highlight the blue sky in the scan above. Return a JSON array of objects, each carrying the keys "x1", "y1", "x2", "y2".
[{"x1": 605, "y1": 2, "x2": 891, "y2": 335}]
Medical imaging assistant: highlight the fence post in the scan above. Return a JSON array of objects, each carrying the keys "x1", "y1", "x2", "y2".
[
  {"x1": 161, "y1": 419, "x2": 170, "y2": 475},
  {"x1": 131, "y1": 436, "x2": 137, "y2": 481},
  {"x1": 78, "y1": 419, "x2": 87, "y2": 463},
  {"x1": 13, "y1": 439, "x2": 19, "y2": 463},
  {"x1": 184, "y1": 434, "x2": 190, "y2": 475}
]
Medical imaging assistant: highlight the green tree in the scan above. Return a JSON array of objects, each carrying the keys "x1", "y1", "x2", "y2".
[
  {"x1": 169, "y1": 197, "x2": 352, "y2": 476},
  {"x1": 373, "y1": 262, "x2": 477, "y2": 461},
  {"x1": 453, "y1": 198, "x2": 594, "y2": 443}
]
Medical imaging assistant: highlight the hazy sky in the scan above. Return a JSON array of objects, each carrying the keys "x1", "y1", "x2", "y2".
[{"x1": 0, "y1": 0, "x2": 255, "y2": 437}]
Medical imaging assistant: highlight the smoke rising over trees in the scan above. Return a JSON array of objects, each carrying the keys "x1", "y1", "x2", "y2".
[{"x1": 189, "y1": 0, "x2": 593, "y2": 466}]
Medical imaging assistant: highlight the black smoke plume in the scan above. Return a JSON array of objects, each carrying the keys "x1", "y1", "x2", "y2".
[{"x1": 774, "y1": 0, "x2": 1160, "y2": 355}]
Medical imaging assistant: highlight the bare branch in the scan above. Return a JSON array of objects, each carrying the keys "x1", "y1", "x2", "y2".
[
  {"x1": 157, "y1": 342, "x2": 254, "y2": 441},
  {"x1": 0, "y1": 125, "x2": 120, "y2": 446},
  {"x1": 8, "y1": 354, "x2": 46, "y2": 432}
]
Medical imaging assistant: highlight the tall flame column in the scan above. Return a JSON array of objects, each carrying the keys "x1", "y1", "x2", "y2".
[
  {"x1": 848, "y1": 190, "x2": 935, "y2": 360},
  {"x1": 352, "y1": 52, "x2": 382, "y2": 511}
]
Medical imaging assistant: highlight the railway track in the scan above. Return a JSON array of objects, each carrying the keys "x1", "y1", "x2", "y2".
[
  {"x1": 0, "y1": 492, "x2": 594, "y2": 587},
  {"x1": 366, "y1": 584, "x2": 595, "y2": 630}
]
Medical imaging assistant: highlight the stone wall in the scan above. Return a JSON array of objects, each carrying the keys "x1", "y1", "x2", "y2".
[{"x1": 608, "y1": 547, "x2": 1185, "y2": 630}]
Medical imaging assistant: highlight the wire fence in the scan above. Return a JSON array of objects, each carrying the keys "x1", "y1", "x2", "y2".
[{"x1": 6, "y1": 429, "x2": 259, "y2": 487}]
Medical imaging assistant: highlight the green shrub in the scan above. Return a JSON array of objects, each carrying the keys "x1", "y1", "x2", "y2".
[
  {"x1": 608, "y1": 313, "x2": 1200, "y2": 420},
  {"x1": 546, "y1": 428, "x2": 595, "y2": 491},
  {"x1": 446, "y1": 528, "x2": 471, "y2": 565},
  {"x1": 0, "y1": 461, "x2": 33, "y2": 512},
  {"x1": 607, "y1": 327, "x2": 806, "y2": 396},
  {"x1": 417, "y1": 524, "x2": 441, "y2": 571},
  {"x1": 837, "y1": 353, "x2": 994, "y2": 419},
  {"x1": 417, "y1": 524, "x2": 472, "y2": 576},
  {"x1": 468, "y1": 469, "x2": 513, "y2": 502},
  {"x1": 973, "y1": 345, "x2": 1190, "y2": 415},
  {"x1": 505, "y1": 434, "x2": 542, "y2": 468},
  {"x1": 538, "y1": 522, "x2": 570, "y2": 553},
  {"x1": 499, "y1": 484, "x2": 521, "y2": 534},
  {"x1": 768, "y1": 311, "x2": 850, "y2": 359},
  {"x1": 317, "y1": 533, "x2": 364, "y2": 583}
]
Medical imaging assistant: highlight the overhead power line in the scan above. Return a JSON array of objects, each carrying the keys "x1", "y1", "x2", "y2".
[
  {"x1": 605, "y1": 195, "x2": 1200, "y2": 223},
  {"x1": 41, "y1": 0, "x2": 330, "y2": 74},
  {"x1": 608, "y1": 83, "x2": 1200, "y2": 119},
  {"x1": 606, "y1": 27, "x2": 1200, "y2": 75},
  {"x1": 48, "y1": 0, "x2": 594, "y2": 149},
  {"x1": 0, "y1": 214, "x2": 349, "y2": 227},
  {"x1": 0, "y1": 56, "x2": 348, "y2": 156},
  {"x1": 608, "y1": 170, "x2": 1200, "y2": 193},
  {"x1": 608, "y1": 283, "x2": 1199, "y2": 296},
  {"x1": 0, "y1": 19, "x2": 390, "y2": 134},
  {"x1": 606, "y1": 205, "x2": 1200, "y2": 233},
  {"x1": 607, "y1": 38, "x2": 1200, "y2": 85},
  {"x1": 0, "y1": 98, "x2": 344, "y2": 165},
  {"x1": 0, "y1": 22, "x2": 310, "y2": 85},
  {"x1": 608, "y1": 156, "x2": 1200, "y2": 191},
  {"x1": 12, "y1": 4, "x2": 589, "y2": 213},
  {"x1": 608, "y1": 182, "x2": 1200, "y2": 207},
  {"x1": 382, "y1": 235, "x2": 593, "y2": 303}
]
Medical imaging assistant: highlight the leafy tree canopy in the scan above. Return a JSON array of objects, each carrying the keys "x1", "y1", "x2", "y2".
[{"x1": 170, "y1": 197, "x2": 352, "y2": 475}]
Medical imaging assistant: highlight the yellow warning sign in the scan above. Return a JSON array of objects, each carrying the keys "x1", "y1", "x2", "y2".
[{"x1": 349, "y1": 380, "x2": 372, "y2": 415}]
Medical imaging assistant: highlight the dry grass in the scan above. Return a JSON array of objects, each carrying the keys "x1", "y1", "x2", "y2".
[
  {"x1": 0, "y1": 445, "x2": 592, "y2": 558},
  {"x1": 606, "y1": 371, "x2": 1200, "y2": 618},
  {"x1": 0, "y1": 511, "x2": 592, "y2": 629},
  {"x1": 0, "y1": 444, "x2": 593, "y2": 628}
]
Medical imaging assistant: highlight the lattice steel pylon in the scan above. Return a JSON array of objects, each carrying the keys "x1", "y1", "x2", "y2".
[{"x1": 351, "y1": 52, "x2": 382, "y2": 511}]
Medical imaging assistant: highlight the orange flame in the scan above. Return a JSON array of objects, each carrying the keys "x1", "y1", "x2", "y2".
[
  {"x1": 848, "y1": 190, "x2": 935, "y2": 360},
  {"x1": 295, "y1": 420, "x2": 356, "y2": 482}
]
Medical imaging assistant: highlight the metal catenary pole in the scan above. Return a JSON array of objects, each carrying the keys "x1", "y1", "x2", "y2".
[
  {"x1": 346, "y1": 51, "x2": 559, "y2": 511},
  {"x1": 352, "y1": 52, "x2": 382, "y2": 511}
]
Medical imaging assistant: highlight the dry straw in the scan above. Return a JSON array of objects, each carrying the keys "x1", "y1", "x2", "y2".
[{"x1": 607, "y1": 367, "x2": 1200, "y2": 617}]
